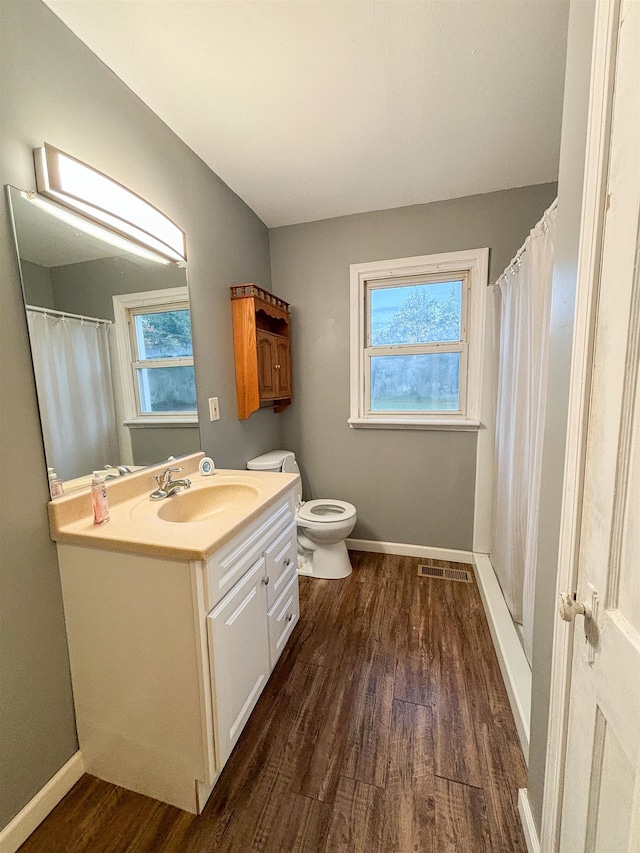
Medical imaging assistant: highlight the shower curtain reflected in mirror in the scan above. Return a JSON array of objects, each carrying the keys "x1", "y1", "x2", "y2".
[
  {"x1": 491, "y1": 203, "x2": 557, "y2": 665},
  {"x1": 26, "y1": 309, "x2": 119, "y2": 482}
]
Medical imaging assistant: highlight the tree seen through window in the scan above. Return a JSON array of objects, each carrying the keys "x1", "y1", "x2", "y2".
[{"x1": 369, "y1": 281, "x2": 463, "y2": 411}]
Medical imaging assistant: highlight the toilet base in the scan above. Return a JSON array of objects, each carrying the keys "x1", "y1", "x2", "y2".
[{"x1": 297, "y1": 539, "x2": 352, "y2": 579}]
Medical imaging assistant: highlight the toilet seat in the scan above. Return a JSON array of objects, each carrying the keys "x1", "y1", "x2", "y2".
[{"x1": 297, "y1": 499, "x2": 357, "y2": 524}]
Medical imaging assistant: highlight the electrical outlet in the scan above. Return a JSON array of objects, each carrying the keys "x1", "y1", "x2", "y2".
[{"x1": 208, "y1": 397, "x2": 220, "y2": 421}]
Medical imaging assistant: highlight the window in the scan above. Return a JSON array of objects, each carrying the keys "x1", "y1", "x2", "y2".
[
  {"x1": 113, "y1": 287, "x2": 197, "y2": 425},
  {"x1": 349, "y1": 249, "x2": 488, "y2": 429}
]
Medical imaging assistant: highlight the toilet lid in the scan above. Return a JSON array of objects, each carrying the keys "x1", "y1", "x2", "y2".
[{"x1": 296, "y1": 499, "x2": 357, "y2": 523}]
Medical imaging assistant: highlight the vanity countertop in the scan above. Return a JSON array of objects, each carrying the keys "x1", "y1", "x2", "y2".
[{"x1": 48, "y1": 453, "x2": 299, "y2": 561}]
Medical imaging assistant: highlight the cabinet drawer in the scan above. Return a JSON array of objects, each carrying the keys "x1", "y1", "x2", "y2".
[
  {"x1": 267, "y1": 573, "x2": 299, "y2": 669},
  {"x1": 203, "y1": 493, "x2": 294, "y2": 611},
  {"x1": 264, "y1": 520, "x2": 297, "y2": 609}
]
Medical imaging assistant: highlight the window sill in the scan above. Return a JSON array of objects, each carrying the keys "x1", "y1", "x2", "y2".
[
  {"x1": 124, "y1": 417, "x2": 199, "y2": 429},
  {"x1": 347, "y1": 417, "x2": 480, "y2": 431}
]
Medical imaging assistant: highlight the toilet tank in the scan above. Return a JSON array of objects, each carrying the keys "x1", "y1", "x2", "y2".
[
  {"x1": 247, "y1": 450, "x2": 298, "y2": 473},
  {"x1": 247, "y1": 451, "x2": 302, "y2": 502}
]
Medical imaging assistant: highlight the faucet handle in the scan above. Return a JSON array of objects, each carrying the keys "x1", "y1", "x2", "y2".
[{"x1": 155, "y1": 466, "x2": 182, "y2": 488}]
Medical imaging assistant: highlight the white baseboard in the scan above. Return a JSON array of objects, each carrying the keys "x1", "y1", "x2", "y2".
[
  {"x1": 346, "y1": 538, "x2": 473, "y2": 564},
  {"x1": 0, "y1": 751, "x2": 84, "y2": 853},
  {"x1": 473, "y1": 553, "x2": 531, "y2": 762},
  {"x1": 518, "y1": 788, "x2": 541, "y2": 853}
]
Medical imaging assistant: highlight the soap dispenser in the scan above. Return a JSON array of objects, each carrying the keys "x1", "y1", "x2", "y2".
[
  {"x1": 91, "y1": 472, "x2": 110, "y2": 525},
  {"x1": 48, "y1": 467, "x2": 64, "y2": 498}
]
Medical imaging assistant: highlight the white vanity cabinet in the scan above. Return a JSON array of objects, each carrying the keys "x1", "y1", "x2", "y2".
[{"x1": 55, "y1": 485, "x2": 299, "y2": 814}]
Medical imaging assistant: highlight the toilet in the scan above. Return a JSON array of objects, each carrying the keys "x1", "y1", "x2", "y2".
[{"x1": 246, "y1": 450, "x2": 357, "y2": 579}]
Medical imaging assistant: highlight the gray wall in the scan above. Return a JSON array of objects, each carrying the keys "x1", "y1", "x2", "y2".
[
  {"x1": 49, "y1": 255, "x2": 187, "y2": 321},
  {"x1": 130, "y1": 427, "x2": 200, "y2": 467},
  {"x1": 20, "y1": 259, "x2": 55, "y2": 308},
  {"x1": 0, "y1": 0, "x2": 280, "y2": 828},
  {"x1": 527, "y1": 0, "x2": 595, "y2": 833},
  {"x1": 270, "y1": 183, "x2": 558, "y2": 550}
]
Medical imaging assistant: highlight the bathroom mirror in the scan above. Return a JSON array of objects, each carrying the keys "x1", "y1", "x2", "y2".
[{"x1": 7, "y1": 186, "x2": 201, "y2": 491}]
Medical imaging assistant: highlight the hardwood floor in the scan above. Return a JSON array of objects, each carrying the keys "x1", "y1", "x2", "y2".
[{"x1": 19, "y1": 552, "x2": 527, "y2": 852}]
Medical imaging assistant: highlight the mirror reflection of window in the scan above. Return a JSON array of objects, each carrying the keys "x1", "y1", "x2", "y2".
[
  {"x1": 130, "y1": 302, "x2": 196, "y2": 415},
  {"x1": 113, "y1": 287, "x2": 197, "y2": 424}
]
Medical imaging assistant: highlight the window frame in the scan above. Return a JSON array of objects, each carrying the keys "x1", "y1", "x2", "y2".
[
  {"x1": 113, "y1": 287, "x2": 198, "y2": 426},
  {"x1": 349, "y1": 249, "x2": 488, "y2": 430}
]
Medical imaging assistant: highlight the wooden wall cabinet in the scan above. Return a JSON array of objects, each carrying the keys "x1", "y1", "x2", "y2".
[{"x1": 231, "y1": 284, "x2": 292, "y2": 419}]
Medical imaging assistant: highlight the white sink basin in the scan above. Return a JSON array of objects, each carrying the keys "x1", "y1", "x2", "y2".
[
  {"x1": 157, "y1": 482, "x2": 262, "y2": 523},
  {"x1": 129, "y1": 476, "x2": 266, "y2": 524}
]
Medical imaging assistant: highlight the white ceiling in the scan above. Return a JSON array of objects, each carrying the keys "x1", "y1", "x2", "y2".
[{"x1": 43, "y1": 0, "x2": 569, "y2": 228}]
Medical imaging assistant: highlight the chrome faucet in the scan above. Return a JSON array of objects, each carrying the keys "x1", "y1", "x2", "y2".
[
  {"x1": 104, "y1": 464, "x2": 132, "y2": 480},
  {"x1": 150, "y1": 466, "x2": 191, "y2": 501}
]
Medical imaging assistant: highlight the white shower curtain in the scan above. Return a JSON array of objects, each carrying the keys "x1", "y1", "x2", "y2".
[
  {"x1": 491, "y1": 204, "x2": 557, "y2": 664},
  {"x1": 27, "y1": 310, "x2": 119, "y2": 482}
]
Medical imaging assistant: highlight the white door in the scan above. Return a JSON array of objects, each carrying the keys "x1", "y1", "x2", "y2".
[
  {"x1": 207, "y1": 556, "x2": 270, "y2": 767},
  {"x1": 557, "y1": 1, "x2": 639, "y2": 849}
]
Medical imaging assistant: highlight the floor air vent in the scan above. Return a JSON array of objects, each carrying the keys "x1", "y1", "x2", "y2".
[{"x1": 418, "y1": 564, "x2": 473, "y2": 583}]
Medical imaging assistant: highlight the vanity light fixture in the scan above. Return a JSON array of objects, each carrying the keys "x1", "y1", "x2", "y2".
[
  {"x1": 34, "y1": 143, "x2": 187, "y2": 264},
  {"x1": 29, "y1": 195, "x2": 171, "y2": 265}
]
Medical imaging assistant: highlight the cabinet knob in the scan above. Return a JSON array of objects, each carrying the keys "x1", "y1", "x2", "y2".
[
  {"x1": 284, "y1": 558, "x2": 291, "y2": 568},
  {"x1": 286, "y1": 613, "x2": 294, "y2": 622},
  {"x1": 263, "y1": 576, "x2": 270, "y2": 585}
]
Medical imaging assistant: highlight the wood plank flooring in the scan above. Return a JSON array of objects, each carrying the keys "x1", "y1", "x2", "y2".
[{"x1": 19, "y1": 552, "x2": 527, "y2": 852}]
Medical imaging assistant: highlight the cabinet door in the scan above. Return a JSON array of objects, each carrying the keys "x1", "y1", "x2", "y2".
[
  {"x1": 256, "y1": 331, "x2": 276, "y2": 398},
  {"x1": 274, "y1": 338, "x2": 291, "y2": 398},
  {"x1": 207, "y1": 557, "x2": 270, "y2": 767}
]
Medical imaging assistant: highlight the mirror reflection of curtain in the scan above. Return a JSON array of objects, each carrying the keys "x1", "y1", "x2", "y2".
[
  {"x1": 26, "y1": 310, "x2": 119, "y2": 481},
  {"x1": 491, "y1": 203, "x2": 557, "y2": 665}
]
